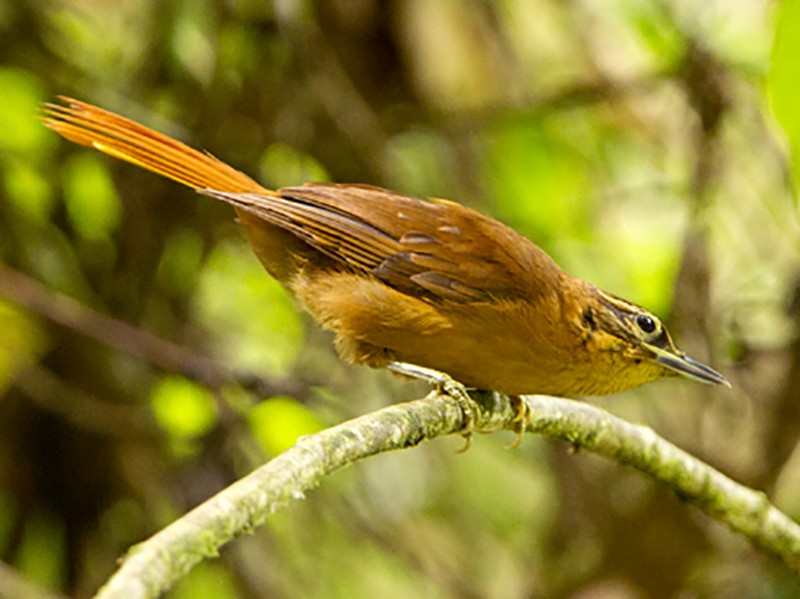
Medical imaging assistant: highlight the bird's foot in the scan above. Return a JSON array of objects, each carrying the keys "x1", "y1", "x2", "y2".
[
  {"x1": 387, "y1": 361, "x2": 478, "y2": 451},
  {"x1": 506, "y1": 394, "x2": 530, "y2": 449}
]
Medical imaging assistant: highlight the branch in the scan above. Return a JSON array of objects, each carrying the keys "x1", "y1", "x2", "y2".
[
  {"x1": 520, "y1": 395, "x2": 800, "y2": 569},
  {"x1": 94, "y1": 392, "x2": 800, "y2": 599},
  {"x1": 0, "y1": 264, "x2": 226, "y2": 385},
  {"x1": 0, "y1": 264, "x2": 303, "y2": 397}
]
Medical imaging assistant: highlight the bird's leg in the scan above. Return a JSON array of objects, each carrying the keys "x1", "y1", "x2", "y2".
[
  {"x1": 386, "y1": 361, "x2": 478, "y2": 450},
  {"x1": 506, "y1": 394, "x2": 530, "y2": 449}
]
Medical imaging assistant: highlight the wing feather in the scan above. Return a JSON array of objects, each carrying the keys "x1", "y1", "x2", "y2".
[{"x1": 202, "y1": 183, "x2": 563, "y2": 303}]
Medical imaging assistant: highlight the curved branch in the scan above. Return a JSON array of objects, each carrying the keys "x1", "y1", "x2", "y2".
[
  {"x1": 520, "y1": 395, "x2": 800, "y2": 571},
  {"x1": 94, "y1": 391, "x2": 800, "y2": 599}
]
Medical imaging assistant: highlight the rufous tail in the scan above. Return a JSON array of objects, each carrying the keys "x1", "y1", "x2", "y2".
[{"x1": 41, "y1": 97, "x2": 270, "y2": 195}]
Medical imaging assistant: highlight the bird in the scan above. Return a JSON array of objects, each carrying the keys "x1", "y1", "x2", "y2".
[{"x1": 41, "y1": 97, "x2": 728, "y2": 400}]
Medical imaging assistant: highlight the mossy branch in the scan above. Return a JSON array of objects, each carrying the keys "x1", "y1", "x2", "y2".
[{"x1": 94, "y1": 391, "x2": 800, "y2": 598}]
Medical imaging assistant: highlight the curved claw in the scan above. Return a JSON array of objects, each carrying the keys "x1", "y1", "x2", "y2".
[
  {"x1": 387, "y1": 361, "x2": 478, "y2": 448},
  {"x1": 505, "y1": 394, "x2": 530, "y2": 449}
]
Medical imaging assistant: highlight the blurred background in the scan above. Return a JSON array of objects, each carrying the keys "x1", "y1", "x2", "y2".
[{"x1": 1, "y1": 0, "x2": 799, "y2": 597}]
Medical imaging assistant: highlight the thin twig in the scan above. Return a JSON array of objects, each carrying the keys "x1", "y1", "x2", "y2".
[
  {"x1": 15, "y1": 364, "x2": 154, "y2": 438},
  {"x1": 0, "y1": 264, "x2": 227, "y2": 384},
  {"x1": 0, "y1": 264, "x2": 300, "y2": 396},
  {"x1": 95, "y1": 391, "x2": 800, "y2": 599}
]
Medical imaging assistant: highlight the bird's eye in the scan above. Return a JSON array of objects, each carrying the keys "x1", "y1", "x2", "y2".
[{"x1": 636, "y1": 314, "x2": 657, "y2": 334}]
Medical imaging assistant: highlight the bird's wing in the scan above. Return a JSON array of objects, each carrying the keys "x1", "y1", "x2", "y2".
[{"x1": 203, "y1": 183, "x2": 563, "y2": 303}]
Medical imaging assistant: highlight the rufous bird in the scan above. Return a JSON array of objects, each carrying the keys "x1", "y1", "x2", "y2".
[{"x1": 42, "y1": 98, "x2": 728, "y2": 399}]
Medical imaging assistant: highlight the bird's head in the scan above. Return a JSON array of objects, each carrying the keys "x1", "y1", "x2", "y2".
[{"x1": 572, "y1": 287, "x2": 729, "y2": 395}]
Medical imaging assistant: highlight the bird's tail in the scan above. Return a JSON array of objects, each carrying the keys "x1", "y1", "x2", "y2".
[{"x1": 41, "y1": 97, "x2": 270, "y2": 195}]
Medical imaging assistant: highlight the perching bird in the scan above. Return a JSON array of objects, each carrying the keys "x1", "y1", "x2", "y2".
[{"x1": 42, "y1": 97, "x2": 728, "y2": 399}]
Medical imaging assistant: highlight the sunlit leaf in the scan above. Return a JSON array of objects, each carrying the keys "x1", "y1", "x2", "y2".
[
  {"x1": 248, "y1": 396, "x2": 324, "y2": 455},
  {"x1": 2, "y1": 158, "x2": 54, "y2": 224},
  {"x1": 621, "y1": 0, "x2": 684, "y2": 67},
  {"x1": 195, "y1": 244, "x2": 303, "y2": 374},
  {"x1": 150, "y1": 375, "x2": 218, "y2": 439},
  {"x1": 195, "y1": 242, "x2": 304, "y2": 375},
  {"x1": 482, "y1": 116, "x2": 590, "y2": 244},
  {"x1": 0, "y1": 67, "x2": 49, "y2": 154},
  {"x1": 62, "y1": 153, "x2": 122, "y2": 241},
  {"x1": 768, "y1": 0, "x2": 800, "y2": 188}
]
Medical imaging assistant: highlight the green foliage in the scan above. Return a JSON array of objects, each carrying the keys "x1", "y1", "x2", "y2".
[
  {"x1": 15, "y1": 510, "x2": 65, "y2": 591},
  {"x1": 62, "y1": 153, "x2": 122, "y2": 241},
  {"x1": 768, "y1": 0, "x2": 800, "y2": 190},
  {"x1": 2, "y1": 0, "x2": 798, "y2": 596},
  {"x1": 0, "y1": 302, "x2": 47, "y2": 395},
  {"x1": 43, "y1": 1, "x2": 151, "y2": 87},
  {"x1": 0, "y1": 67, "x2": 49, "y2": 154},
  {"x1": 616, "y1": 0, "x2": 684, "y2": 66},
  {"x1": 155, "y1": 227, "x2": 206, "y2": 296},
  {"x1": 248, "y1": 396, "x2": 324, "y2": 456},
  {"x1": 384, "y1": 128, "x2": 454, "y2": 198},
  {"x1": 169, "y1": 0, "x2": 217, "y2": 84},
  {"x1": 194, "y1": 242, "x2": 304, "y2": 375},
  {"x1": 3, "y1": 156, "x2": 54, "y2": 225},
  {"x1": 482, "y1": 115, "x2": 590, "y2": 243},
  {"x1": 150, "y1": 375, "x2": 218, "y2": 440},
  {"x1": 258, "y1": 142, "x2": 330, "y2": 189},
  {"x1": 0, "y1": 67, "x2": 54, "y2": 225}
]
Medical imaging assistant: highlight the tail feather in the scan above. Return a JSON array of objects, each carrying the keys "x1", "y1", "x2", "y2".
[{"x1": 41, "y1": 97, "x2": 270, "y2": 195}]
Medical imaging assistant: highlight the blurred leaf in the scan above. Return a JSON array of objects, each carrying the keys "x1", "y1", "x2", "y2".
[
  {"x1": 623, "y1": 2, "x2": 684, "y2": 67},
  {"x1": 400, "y1": 0, "x2": 507, "y2": 110},
  {"x1": 0, "y1": 301, "x2": 47, "y2": 395},
  {"x1": 99, "y1": 499, "x2": 147, "y2": 546},
  {"x1": 384, "y1": 128, "x2": 453, "y2": 197},
  {"x1": 150, "y1": 375, "x2": 217, "y2": 439},
  {"x1": 258, "y1": 142, "x2": 330, "y2": 189},
  {"x1": 62, "y1": 153, "x2": 122, "y2": 241},
  {"x1": 168, "y1": 561, "x2": 238, "y2": 599},
  {"x1": 16, "y1": 510, "x2": 65, "y2": 591},
  {"x1": 195, "y1": 242, "x2": 304, "y2": 375},
  {"x1": 170, "y1": 0, "x2": 217, "y2": 84},
  {"x1": 155, "y1": 227, "x2": 205, "y2": 296},
  {"x1": 2, "y1": 157, "x2": 54, "y2": 224},
  {"x1": 564, "y1": 129, "x2": 685, "y2": 311},
  {"x1": 451, "y1": 441, "x2": 557, "y2": 541},
  {"x1": 217, "y1": 23, "x2": 264, "y2": 83},
  {"x1": 0, "y1": 67, "x2": 48, "y2": 154},
  {"x1": 768, "y1": 0, "x2": 800, "y2": 188},
  {"x1": 248, "y1": 396, "x2": 324, "y2": 455},
  {"x1": 45, "y1": 3, "x2": 150, "y2": 87},
  {"x1": 562, "y1": 201, "x2": 683, "y2": 315},
  {"x1": 482, "y1": 116, "x2": 590, "y2": 243}
]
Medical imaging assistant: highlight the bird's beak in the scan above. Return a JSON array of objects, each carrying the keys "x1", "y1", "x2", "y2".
[{"x1": 648, "y1": 346, "x2": 731, "y2": 387}]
